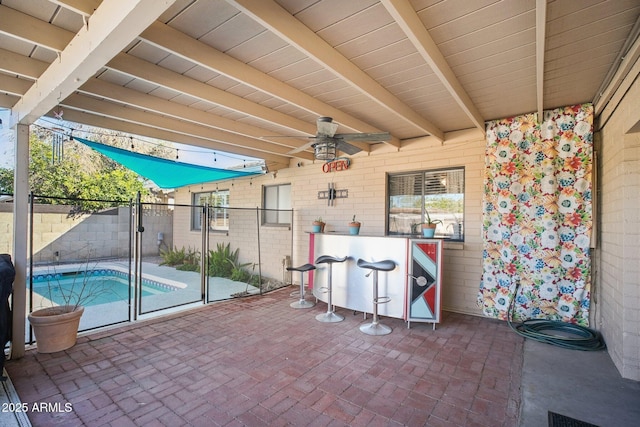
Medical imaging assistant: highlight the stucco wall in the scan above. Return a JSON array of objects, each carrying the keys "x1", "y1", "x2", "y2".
[
  {"x1": 0, "y1": 204, "x2": 173, "y2": 263},
  {"x1": 171, "y1": 191, "x2": 294, "y2": 286},
  {"x1": 173, "y1": 129, "x2": 486, "y2": 316},
  {"x1": 597, "y1": 64, "x2": 640, "y2": 380}
]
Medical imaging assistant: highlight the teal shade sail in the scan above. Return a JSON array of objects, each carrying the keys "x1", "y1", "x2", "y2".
[{"x1": 73, "y1": 137, "x2": 260, "y2": 189}]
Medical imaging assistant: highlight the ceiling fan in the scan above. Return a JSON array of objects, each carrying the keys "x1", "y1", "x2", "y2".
[{"x1": 287, "y1": 117, "x2": 391, "y2": 161}]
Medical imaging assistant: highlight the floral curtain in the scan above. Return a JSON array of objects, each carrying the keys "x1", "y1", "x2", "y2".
[{"x1": 478, "y1": 104, "x2": 594, "y2": 326}]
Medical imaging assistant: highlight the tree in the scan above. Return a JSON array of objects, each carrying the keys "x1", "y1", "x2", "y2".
[{"x1": 0, "y1": 130, "x2": 149, "y2": 211}]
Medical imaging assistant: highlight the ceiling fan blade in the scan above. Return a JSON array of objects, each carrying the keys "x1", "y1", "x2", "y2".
[
  {"x1": 287, "y1": 139, "x2": 317, "y2": 154},
  {"x1": 336, "y1": 132, "x2": 391, "y2": 142},
  {"x1": 335, "y1": 140, "x2": 363, "y2": 155},
  {"x1": 317, "y1": 117, "x2": 339, "y2": 137}
]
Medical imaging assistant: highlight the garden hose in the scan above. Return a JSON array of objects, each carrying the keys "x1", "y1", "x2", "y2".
[{"x1": 507, "y1": 281, "x2": 606, "y2": 351}]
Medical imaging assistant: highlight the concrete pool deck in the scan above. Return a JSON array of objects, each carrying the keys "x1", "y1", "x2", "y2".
[{"x1": 27, "y1": 260, "x2": 262, "y2": 333}]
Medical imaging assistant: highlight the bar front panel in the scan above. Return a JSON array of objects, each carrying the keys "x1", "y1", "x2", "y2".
[{"x1": 312, "y1": 233, "x2": 408, "y2": 318}]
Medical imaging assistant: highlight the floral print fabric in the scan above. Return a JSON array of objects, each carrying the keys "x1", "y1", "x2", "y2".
[{"x1": 478, "y1": 104, "x2": 593, "y2": 326}]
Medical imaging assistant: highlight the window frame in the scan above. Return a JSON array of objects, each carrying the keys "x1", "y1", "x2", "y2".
[
  {"x1": 386, "y1": 167, "x2": 465, "y2": 241},
  {"x1": 191, "y1": 189, "x2": 230, "y2": 232},
  {"x1": 262, "y1": 183, "x2": 292, "y2": 226}
]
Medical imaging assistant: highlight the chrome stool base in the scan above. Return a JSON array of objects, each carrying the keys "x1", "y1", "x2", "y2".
[
  {"x1": 314, "y1": 255, "x2": 347, "y2": 323},
  {"x1": 286, "y1": 263, "x2": 317, "y2": 310},
  {"x1": 360, "y1": 322, "x2": 392, "y2": 336},
  {"x1": 316, "y1": 311, "x2": 344, "y2": 322},
  {"x1": 357, "y1": 258, "x2": 396, "y2": 336},
  {"x1": 290, "y1": 299, "x2": 315, "y2": 309}
]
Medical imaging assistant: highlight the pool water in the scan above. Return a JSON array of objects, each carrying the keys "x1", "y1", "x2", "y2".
[{"x1": 32, "y1": 271, "x2": 173, "y2": 306}]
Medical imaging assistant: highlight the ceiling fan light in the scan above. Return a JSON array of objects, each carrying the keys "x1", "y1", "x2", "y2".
[{"x1": 314, "y1": 141, "x2": 337, "y2": 161}]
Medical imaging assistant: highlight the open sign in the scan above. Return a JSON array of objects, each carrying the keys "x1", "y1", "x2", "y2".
[{"x1": 322, "y1": 158, "x2": 350, "y2": 173}]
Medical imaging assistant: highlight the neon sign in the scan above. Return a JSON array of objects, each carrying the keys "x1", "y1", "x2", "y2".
[{"x1": 322, "y1": 158, "x2": 350, "y2": 173}]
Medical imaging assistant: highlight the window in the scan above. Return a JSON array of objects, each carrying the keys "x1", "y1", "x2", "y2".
[
  {"x1": 191, "y1": 190, "x2": 229, "y2": 231},
  {"x1": 387, "y1": 168, "x2": 464, "y2": 240},
  {"x1": 263, "y1": 184, "x2": 292, "y2": 225}
]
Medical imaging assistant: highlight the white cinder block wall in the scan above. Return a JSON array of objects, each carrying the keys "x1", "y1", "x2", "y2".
[
  {"x1": 173, "y1": 130, "x2": 487, "y2": 316},
  {"x1": 597, "y1": 62, "x2": 640, "y2": 380}
]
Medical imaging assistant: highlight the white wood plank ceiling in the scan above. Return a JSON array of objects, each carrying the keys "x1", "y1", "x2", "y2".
[{"x1": 1, "y1": 0, "x2": 639, "y2": 170}]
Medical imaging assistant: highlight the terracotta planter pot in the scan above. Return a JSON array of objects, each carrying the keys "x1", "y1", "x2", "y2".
[
  {"x1": 421, "y1": 224, "x2": 437, "y2": 238},
  {"x1": 349, "y1": 222, "x2": 361, "y2": 235},
  {"x1": 28, "y1": 306, "x2": 84, "y2": 353},
  {"x1": 312, "y1": 221, "x2": 325, "y2": 233}
]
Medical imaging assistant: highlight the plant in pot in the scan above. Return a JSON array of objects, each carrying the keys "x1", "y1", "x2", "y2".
[
  {"x1": 421, "y1": 211, "x2": 442, "y2": 238},
  {"x1": 312, "y1": 217, "x2": 325, "y2": 233},
  {"x1": 28, "y1": 257, "x2": 114, "y2": 353},
  {"x1": 348, "y1": 215, "x2": 361, "y2": 235}
]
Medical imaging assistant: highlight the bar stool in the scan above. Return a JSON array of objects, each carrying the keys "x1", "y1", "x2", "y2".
[
  {"x1": 314, "y1": 255, "x2": 347, "y2": 322},
  {"x1": 287, "y1": 263, "x2": 316, "y2": 309},
  {"x1": 357, "y1": 258, "x2": 396, "y2": 335}
]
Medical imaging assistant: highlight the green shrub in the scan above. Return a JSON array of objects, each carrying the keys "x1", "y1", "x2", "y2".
[
  {"x1": 159, "y1": 246, "x2": 187, "y2": 266},
  {"x1": 207, "y1": 243, "x2": 237, "y2": 278},
  {"x1": 160, "y1": 246, "x2": 200, "y2": 271}
]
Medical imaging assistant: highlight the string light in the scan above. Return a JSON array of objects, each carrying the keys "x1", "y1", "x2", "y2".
[{"x1": 34, "y1": 119, "x2": 262, "y2": 166}]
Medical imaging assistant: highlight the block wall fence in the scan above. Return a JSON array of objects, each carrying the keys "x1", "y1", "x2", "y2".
[{"x1": 0, "y1": 204, "x2": 173, "y2": 264}]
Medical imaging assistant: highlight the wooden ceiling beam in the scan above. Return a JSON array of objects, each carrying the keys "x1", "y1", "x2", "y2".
[
  {"x1": 381, "y1": 0, "x2": 484, "y2": 132},
  {"x1": 0, "y1": 4, "x2": 73, "y2": 52},
  {"x1": 78, "y1": 78, "x2": 315, "y2": 160},
  {"x1": 61, "y1": 93, "x2": 311, "y2": 160},
  {"x1": 140, "y1": 20, "x2": 396, "y2": 147},
  {"x1": 105, "y1": 53, "x2": 317, "y2": 137},
  {"x1": 49, "y1": 0, "x2": 102, "y2": 18},
  {"x1": 0, "y1": 93, "x2": 18, "y2": 109},
  {"x1": 0, "y1": 48, "x2": 48, "y2": 79},
  {"x1": 10, "y1": 0, "x2": 177, "y2": 127},
  {"x1": 230, "y1": 0, "x2": 434, "y2": 143},
  {"x1": 0, "y1": 74, "x2": 32, "y2": 97}
]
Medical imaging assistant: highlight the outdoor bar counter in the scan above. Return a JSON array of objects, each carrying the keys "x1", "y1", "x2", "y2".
[{"x1": 308, "y1": 232, "x2": 443, "y2": 327}]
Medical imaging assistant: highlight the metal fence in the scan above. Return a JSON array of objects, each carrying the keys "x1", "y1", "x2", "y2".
[{"x1": 18, "y1": 194, "x2": 293, "y2": 345}]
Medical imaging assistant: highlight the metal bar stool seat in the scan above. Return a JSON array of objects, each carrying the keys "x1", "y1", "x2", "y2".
[
  {"x1": 357, "y1": 258, "x2": 396, "y2": 335},
  {"x1": 287, "y1": 263, "x2": 316, "y2": 309},
  {"x1": 314, "y1": 255, "x2": 347, "y2": 322}
]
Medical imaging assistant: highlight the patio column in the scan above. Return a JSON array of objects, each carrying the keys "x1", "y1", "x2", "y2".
[{"x1": 11, "y1": 123, "x2": 28, "y2": 359}]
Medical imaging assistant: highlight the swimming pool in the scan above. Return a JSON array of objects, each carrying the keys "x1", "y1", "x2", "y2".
[{"x1": 31, "y1": 269, "x2": 177, "y2": 306}]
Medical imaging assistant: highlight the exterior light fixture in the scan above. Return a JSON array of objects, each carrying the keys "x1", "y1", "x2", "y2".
[{"x1": 314, "y1": 141, "x2": 337, "y2": 161}]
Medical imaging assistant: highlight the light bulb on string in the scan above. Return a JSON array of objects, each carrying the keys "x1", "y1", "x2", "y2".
[{"x1": 176, "y1": 149, "x2": 179, "y2": 160}]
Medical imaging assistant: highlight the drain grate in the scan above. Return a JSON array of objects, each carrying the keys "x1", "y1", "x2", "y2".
[{"x1": 548, "y1": 411, "x2": 599, "y2": 427}]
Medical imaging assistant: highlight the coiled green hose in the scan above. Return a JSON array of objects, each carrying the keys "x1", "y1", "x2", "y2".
[{"x1": 507, "y1": 282, "x2": 606, "y2": 351}]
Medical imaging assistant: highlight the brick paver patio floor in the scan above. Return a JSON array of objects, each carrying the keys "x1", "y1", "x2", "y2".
[{"x1": 6, "y1": 287, "x2": 523, "y2": 426}]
